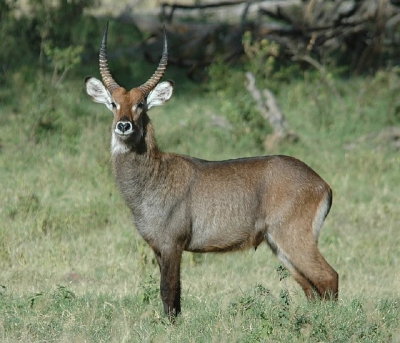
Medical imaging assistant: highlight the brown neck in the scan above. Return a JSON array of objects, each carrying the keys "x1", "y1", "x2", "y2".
[
  {"x1": 110, "y1": 118, "x2": 166, "y2": 220},
  {"x1": 139, "y1": 115, "x2": 159, "y2": 158}
]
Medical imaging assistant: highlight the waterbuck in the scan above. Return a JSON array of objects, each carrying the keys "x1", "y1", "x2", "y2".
[{"x1": 84, "y1": 22, "x2": 338, "y2": 318}]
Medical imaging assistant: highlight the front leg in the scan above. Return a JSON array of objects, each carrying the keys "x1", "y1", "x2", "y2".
[{"x1": 155, "y1": 247, "x2": 183, "y2": 319}]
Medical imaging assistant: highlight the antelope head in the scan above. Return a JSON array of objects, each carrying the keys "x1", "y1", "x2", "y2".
[{"x1": 85, "y1": 22, "x2": 174, "y2": 152}]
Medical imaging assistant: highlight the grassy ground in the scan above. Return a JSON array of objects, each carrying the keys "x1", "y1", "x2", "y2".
[{"x1": 0, "y1": 45, "x2": 399, "y2": 341}]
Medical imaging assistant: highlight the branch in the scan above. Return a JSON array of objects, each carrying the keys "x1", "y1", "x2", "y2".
[{"x1": 245, "y1": 72, "x2": 298, "y2": 145}]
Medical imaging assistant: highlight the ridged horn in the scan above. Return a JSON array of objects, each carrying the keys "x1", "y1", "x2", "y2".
[
  {"x1": 138, "y1": 26, "x2": 168, "y2": 96},
  {"x1": 99, "y1": 21, "x2": 120, "y2": 93}
]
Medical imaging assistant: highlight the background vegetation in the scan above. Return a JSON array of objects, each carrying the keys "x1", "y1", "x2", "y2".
[{"x1": 0, "y1": 0, "x2": 399, "y2": 342}]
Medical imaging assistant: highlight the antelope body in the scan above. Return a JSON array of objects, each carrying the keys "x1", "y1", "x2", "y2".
[{"x1": 85, "y1": 23, "x2": 338, "y2": 318}]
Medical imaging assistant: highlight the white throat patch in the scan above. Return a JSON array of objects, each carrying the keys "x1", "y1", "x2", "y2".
[{"x1": 111, "y1": 133, "x2": 130, "y2": 155}]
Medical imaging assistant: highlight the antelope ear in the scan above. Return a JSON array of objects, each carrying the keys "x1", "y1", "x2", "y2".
[
  {"x1": 146, "y1": 81, "x2": 174, "y2": 110},
  {"x1": 85, "y1": 76, "x2": 114, "y2": 111}
]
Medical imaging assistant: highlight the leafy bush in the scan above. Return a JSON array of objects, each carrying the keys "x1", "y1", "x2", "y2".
[
  {"x1": 0, "y1": 0, "x2": 33, "y2": 74},
  {"x1": 242, "y1": 31, "x2": 301, "y2": 92},
  {"x1": 0, "y1": 0, "x2": 97, "y2": 81},
  {"x1": 206, "y1": 31, "x2": 304, "y2": 149},
  {"x1": 207, "y1": 58, "x2": 270, "y2": 150}
]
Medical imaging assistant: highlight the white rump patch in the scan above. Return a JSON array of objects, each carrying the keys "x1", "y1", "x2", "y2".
[
  {"x1": 312, "y1": 196, "x2": 330, "y2": 241},
  {"x1": 147, "y1": 81, "x2": 174, "y2": 110}
]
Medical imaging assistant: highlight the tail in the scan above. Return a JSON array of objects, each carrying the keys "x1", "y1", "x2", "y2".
[{"x1": 312, "y1": 187, "x2": 332, "y2": 241}]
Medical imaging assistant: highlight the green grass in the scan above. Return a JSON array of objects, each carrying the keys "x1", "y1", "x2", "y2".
[
  {"x1": 0, "y1": 285, "x2": 398, "y2": 342},
  {"x1": 0, "y1": 62, "x2": 399, "y2": 342}
]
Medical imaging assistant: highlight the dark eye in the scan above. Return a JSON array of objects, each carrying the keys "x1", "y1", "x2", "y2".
[
  {"x1": 111, "y1": 102, "x2": 117, "y2": 109},
  {"x1": 137, "y1": 101, "x2": 144, "y2": 109}
]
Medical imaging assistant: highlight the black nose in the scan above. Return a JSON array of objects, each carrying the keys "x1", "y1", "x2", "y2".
[{"x1": 116, "y1": 121, "x2": 132, "y2": 133}]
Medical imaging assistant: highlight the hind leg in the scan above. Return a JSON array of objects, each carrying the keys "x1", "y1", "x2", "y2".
[
  {"x1": 308, "y1": 250, "x2": 338, "y2": 300},
  {"x1": 266, "y1": 231, "x2": 338, "y2": 300},
  {"x1": 291, "y1": 269, "x2": 319, "y2": 300}
]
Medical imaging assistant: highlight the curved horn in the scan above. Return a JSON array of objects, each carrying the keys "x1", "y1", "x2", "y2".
[
  {"x1": 99, "y1": 21, "x2": 120, "y2": 93},
  {"x1": 138, "y1": 26, "x2": 168, "y2": 96}
]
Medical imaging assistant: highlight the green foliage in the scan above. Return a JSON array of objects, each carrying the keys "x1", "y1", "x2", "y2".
[
  {"x1": 276, "y1": 264, "x2": 291, "y2": 281},
  {"x1": 207, "y1": 31, "x2": 304, "y2": 149},
  {"x1": 0, "y1": 0, "x2": 33, "y2": 73},
  {"x1": 43, "y1": 42, "x2": 84, "y2": 86},
  {"x1": 243, "y1": 31, "x2": 281, "y2": 90},
  {"x1": 1, "y1": 289, "x2": 398, "y2": 342},
  {"x1": 227, "y1": 285, "x2": 399, "y2": 342},
  {"x1": 242, "y1": 31, "x2": 278, "y2": 77},
  {"x1": 242, "y1": 31, "x2": 302, "y2": 91},
  {"x1": 207, "y1": 58, "x2": 270, "y2": 149},
  {"x1": 29, "y1": 0, "x2": 97, "y2": 49},
  {"x1": 139, "y1": 275, "x2": 159, "y2": 305},
  {"x1": 369, "y1": 67, "x2": 400, "y2": 125},
  {"x1": 23, "y1": 76, "x2": 84, "y2": 150},
  {"x1": 0, "y1": 0, "x2": 98, "y2": 83}
]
